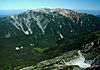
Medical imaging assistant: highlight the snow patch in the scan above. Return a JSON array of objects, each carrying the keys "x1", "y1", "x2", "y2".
[
  {"x1": 15, "y1": 47, "x2": 20, "y2": 50},
  {"x1": 65, "y1": 50, "x2": 91, "y2": 68},
  {"x1": 21, "y1": 46, "x2": 24, "y2": 49},
  {"x1": 11, "y1": 16, "x2": 14, "y2": 19},
  {"x1": 60, "y1": 25, "x2": 62, "y2": 28},
  {"x1": 32, "y1": 16, "x2": 45, "y2": 34},
  {"x1": 71, "y1": 30, "x2": 73, "y2": 32},
  {"x1": 30, "y1": 44, "x2": 34, "y2": 46},
  {"x1": 10, "y1": 15, "x2": 33, "y2": 35},
  {"x1": 59, "y1": 33, "x2": 64, "y2": 39},
  {"x1": 29, "y1": 28, "x2": 33, "y2": 34},
  {"x1": 24, "y1": 31, "x2": 29, "y2": 35},
  {"x1": 81, "y1": 21, "x2": 83, "y2": 27},
  {"x1": 15, "y1": 46, "x2": 24, "y2": 50}
]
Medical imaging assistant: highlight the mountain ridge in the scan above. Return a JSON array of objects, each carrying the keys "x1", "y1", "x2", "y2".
[
  {"x1": 0, "y1": 8, "x2": 100, "y2": 70},
  {"x1": 0, "y1": 8, "x2": 100, "y2": 49}
]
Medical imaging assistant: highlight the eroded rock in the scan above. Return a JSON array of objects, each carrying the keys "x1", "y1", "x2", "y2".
[{"x1": 21, "y1": 50, "x2": 90, "y2": 70}]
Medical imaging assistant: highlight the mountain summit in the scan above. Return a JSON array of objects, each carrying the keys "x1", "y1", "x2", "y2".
[{"x1": 0, "y1": 8, "x2": 100, "y2": 39}]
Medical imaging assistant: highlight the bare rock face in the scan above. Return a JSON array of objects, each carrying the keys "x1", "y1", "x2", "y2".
[
  {"x1": 21, "y1": 50, "x2": 91, "y2": 70},
  {"x1": 82, "y1": 41, "x2": 94, "y2": 52},
  {"x1": 81, "y1": 38, "x2": 100, "y2": 69}
]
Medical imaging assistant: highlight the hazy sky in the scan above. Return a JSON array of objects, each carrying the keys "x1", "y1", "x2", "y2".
[{"x1": 0, "y1": 0, "x2": 100, "y2": 10}]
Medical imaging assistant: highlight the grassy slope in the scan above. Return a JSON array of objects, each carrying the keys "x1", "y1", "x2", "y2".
[{"x1": 0, "y1": 31, "x2": 100, "y2": 69}]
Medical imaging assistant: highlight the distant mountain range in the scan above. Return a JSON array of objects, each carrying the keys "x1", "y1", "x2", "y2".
[
  {"x1": 0, "y1": 9, "x2": 27, "y2": 16},
  {"x1": 96, "y1": 15, "x2": 100, "y2": 18},
  {"x1": 74, "y1": 9, "x2": 100, "y2": 15}
]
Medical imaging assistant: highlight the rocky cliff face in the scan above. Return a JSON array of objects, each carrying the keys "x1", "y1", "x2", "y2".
[
  {"x1": 20, "y1": 50, "x2": 85, "y2": 70},
  {"x1": 21, "y1": 48, "x2": 100, "y2": 70},
  {"x1": 82, "y1": 38, "x2": 100, "y2": 69}
]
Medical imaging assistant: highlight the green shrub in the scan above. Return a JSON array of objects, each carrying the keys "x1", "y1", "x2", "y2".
[{"x1": 33, "y1": 47, "x2": 48, "y2": 53}]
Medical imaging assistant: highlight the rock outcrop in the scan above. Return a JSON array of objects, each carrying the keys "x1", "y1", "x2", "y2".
[
  {"x1": 21, "y1": 50, "x2": 91, "y2": 70},
  {"x1": 82, "y1": 38, "x2": 100, "y2": 69},
  {"x1": 21, "y1": 33, "x2": 100, "y2": 70}
]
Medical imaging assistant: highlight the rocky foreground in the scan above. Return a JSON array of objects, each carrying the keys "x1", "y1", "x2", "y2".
[{"x1": 21, "y1": 37, "x2": 100, "y2": 70}]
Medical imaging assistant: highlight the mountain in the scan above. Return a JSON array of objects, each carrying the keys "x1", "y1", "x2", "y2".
[
  {"x1": 0, "y1": 8, "x2": 100, "y2": 39},
  {"x1": 0, "y1": 8, "x2": 100, "y2": 50},
  {"x1": 0, "y1": 8, "x2": 100, "y2": 69}
]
